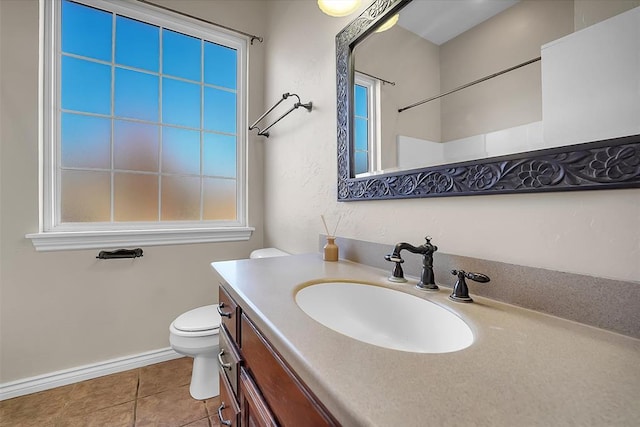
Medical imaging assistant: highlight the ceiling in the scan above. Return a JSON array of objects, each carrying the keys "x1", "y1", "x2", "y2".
[{"x1": 397, "y1": 0, "x2": 519, "y2": 45}]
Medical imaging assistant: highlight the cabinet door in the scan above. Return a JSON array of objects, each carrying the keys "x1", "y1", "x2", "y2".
[
  {"x1": 241, "y1": 314, "x2": 339, "y2": 426},
  {"x1": 240, "y1": 368, "x2": 278, "y2": 427},
  {"x1": 218, "y1": 371, "x2": 240, "y2": 427}
]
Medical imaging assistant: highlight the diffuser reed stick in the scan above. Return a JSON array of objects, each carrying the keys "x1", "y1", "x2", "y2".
[
  {"x1": 321, "y1": 214, "x2": 342, "y2": 237},
  {"x1": 332, "y1": 215, "x2": 342, "y2": 237},
  {"x1": 321, "y1": 214, "x2": 331, "y2": 236}
]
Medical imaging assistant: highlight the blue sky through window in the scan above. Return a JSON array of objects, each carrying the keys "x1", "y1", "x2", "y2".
[
  {"x1": 163, "y1": 29, "x2": 201, "y2": 81},
  {"x1": 355, "y1": 85, "x2": 368, "y2": 117},
  {"x1": 115, "y1": 68, "x2": 159, "y2": 122},
  {"x1": 205, "y1": 42, "x2": 237, "y2": 89},
  {"x1": 62, "y1": 56, "x2": 111, "y2": 114},
  {"x1": 116, "y1": 16, "x2": 159, "y2": 72},
  {"x1": 162, "y1": 127, "x2": 200, "y2": 175},
  {"x1": 162, "y1": 77, "x2": 200, "y2": 128},
  {"x1": 204, "y1": 87, "x2": 237, "y2": 134},
  {"x1": 61, "y1": 113, "x2": 111, "y2": 168},
  {"x1": 59, "y1": 0, "x2": 240, "y2": 223},
  {"x1": 354, "y1": 84, "x2": 369, "y2": 174},
  {"x1": 62, "y1": 0, "x2": 112, "y2": 61},
  {"x1": 204, "y1": 133, "x2": 236, "y2": 178}
]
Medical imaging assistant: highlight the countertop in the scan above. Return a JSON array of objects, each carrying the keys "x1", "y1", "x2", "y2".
[{"x1": 211, "y1": 254, "x2": 640, "y2": 426}]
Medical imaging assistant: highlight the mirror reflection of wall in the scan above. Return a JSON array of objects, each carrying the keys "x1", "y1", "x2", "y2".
[
  {"x1": 352, "y1": 0, "x2": 639, "y2": 174},
  {"x1": 354, "y1": 11, "x2": 441, "y2": 172}
]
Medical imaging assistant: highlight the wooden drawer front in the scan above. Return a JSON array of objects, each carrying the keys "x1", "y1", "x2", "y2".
[
  {"x1": 218, "y1": 326, "x2": 241, "y2": 396},
  {"x1": 218, "y1": 285, "x2": 239, "y2": 343},
  {"x1": 218, "y1": 371, "x2": 240, "y2": 427},
  {"x1": 240, "y1": 368, "x2": 278, "y2": 427},
  {"x1": 240, "y1": 314, "x2": 339, "y2": 427}
]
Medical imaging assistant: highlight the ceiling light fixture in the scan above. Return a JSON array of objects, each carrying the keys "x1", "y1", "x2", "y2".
[
  {"x1": 317, "y1": 0, "x2": 362, "y2": 17},
  {"x1": 375, "y1": 13, "x2": 399, "y2": 32}
]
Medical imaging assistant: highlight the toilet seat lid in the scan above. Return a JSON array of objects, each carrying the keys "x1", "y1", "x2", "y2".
[{"x1": 173, "y1": 305, "x2": 221, "y2": 332}]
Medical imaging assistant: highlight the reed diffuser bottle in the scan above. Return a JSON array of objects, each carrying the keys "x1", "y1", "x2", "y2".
[
  {"x1": 323, "y1": 236, "x2": 339, "y2": 262},
  {"x1": 321, "y1": 214, "x2": 341, "y2": 262}
]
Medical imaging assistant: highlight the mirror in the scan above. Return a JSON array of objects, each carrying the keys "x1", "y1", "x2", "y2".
[{"x1": 335, "y1": 0, "x2": 640, "y2": 200}]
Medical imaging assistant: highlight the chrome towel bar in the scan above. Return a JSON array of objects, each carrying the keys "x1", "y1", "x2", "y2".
[{"x1": 249, "y1": 92, "x2": 312, "y2": 138}]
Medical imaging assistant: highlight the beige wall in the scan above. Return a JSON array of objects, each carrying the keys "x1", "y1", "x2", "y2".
[
  {"x1": 355, "y1": 25, "x2": 441, "y2": 168},
  {"x1": 440, "y1": 0, "x2": 574, "y2": 142},
  {"x1": 262, "y1": 1, "x2": 639, "y2": 284},
  {"x1": 0, "y1": 0, "x2": 267, "y2": 383},
  {"x1": 575, "y1": 0, "x2": 640, "y2": 29}
]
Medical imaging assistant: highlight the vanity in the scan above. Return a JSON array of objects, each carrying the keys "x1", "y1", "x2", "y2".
[
  {"x1": 216, "y1": 272, "x2": 337, "y2": 427},
  {"x1": 212, "y1": 254, "x2": 640, "y2": 426}
]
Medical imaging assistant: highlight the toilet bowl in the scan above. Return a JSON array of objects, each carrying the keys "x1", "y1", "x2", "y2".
[
  {"x1": 169, "y1": 248, "x2": 288, "y2": 400},
  {"x1": 169, "y1": 305, "x2": 221, "y2": 400}
]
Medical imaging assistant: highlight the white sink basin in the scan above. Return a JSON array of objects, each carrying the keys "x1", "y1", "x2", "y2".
[{"x1": 295, "y1": 282, "x2": 473, "y2": 353}]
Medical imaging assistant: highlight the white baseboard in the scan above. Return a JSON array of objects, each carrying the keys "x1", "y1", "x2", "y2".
[{"x1": 0, "y1": 347, "x2": 182, "y2": 401}]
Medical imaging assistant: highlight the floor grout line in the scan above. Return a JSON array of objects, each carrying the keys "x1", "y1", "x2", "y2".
[
  {"x1": 133, "y1": 369, "x2": 140, "y2": 426},
  {"x1": 1, "y1": 358, "x2": 201, "y2": 427}
]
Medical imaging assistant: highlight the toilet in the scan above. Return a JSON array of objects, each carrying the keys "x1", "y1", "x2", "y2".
[
  {"x1": 169, "y1": 305, "x2": 221, "y2": 400},
  {"x1": 249, "y1": 247, "x2": 289, "y2": 258},
  {"x1": 169, "y1": 248, "x2": 288, "y2": 400}
]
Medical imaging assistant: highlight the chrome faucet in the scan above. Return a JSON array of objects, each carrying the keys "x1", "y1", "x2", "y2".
[{"x1": 385, "y1": 236, "x2": 439, "y2": 291}]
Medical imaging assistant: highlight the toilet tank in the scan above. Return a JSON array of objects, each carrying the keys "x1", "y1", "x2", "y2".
[{"x1": 249, "y1": 248, "x2": 289, "y2": 259}]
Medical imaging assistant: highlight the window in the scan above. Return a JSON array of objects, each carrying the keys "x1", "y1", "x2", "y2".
[
  {"x1": 353, "y1": 73, "x2": 379, "y2": 175},
  {"x1": 30, "y1": 0, "x2": 253, "y2": 250}
]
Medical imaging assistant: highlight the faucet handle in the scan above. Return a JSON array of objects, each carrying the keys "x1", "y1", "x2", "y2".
[
  {"x1": 385, "y1": 254, "x2": 408, "y2": 283},
  {"x1": 384, "y1": 254, "x2": 403, "y2": 263},
  {"x1": 466, "y1": 272, "x2": 490, "y2": 283},
  {"x1": 449, "y1": 269, "x2": 490, "y2": 303}
]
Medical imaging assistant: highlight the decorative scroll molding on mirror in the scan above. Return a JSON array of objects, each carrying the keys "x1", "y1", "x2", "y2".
[{"x1": 335, "y1": 0, "x2": 640, "y2": 200}]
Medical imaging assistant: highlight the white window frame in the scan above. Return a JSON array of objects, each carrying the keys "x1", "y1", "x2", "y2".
[
  {"x1": 28, "y1": 0, "x2": 253, "y2": 251},
  {"x1": 354, "y1": 72, "x2": 381, "y2": 176}
]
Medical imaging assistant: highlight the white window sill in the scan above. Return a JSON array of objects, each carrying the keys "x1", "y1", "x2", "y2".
[{"x1": 25, "y1": 227, "x2": 255, "y2": 251}]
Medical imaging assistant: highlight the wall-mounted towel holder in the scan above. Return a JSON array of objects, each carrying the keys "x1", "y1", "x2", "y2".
[
  {"x1": 96, "y1": 248, "x2": 143, "y2": 259},
  {"x1": 249, "y1": 92, "x2": 312, "y2": 137}
]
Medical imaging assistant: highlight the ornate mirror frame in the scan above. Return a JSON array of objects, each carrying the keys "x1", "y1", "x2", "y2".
[{"x1": 336, "y1": 0, "x2": 640, "y2": 201}]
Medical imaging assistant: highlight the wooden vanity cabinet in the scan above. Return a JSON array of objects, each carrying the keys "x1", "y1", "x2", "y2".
[
  {"x1": 240, "y1": 314, "x2": 338, "y2": 427},
  {"x1": 218, "y1": 286, "x2": 242, "y2": 426},
  {"x1": 218, "y1": 285, "x2": 340, "y2": 427}
]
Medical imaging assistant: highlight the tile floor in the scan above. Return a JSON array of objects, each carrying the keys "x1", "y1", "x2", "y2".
[{"x1": 0, "y1": 357, "x2": 222, "y2": 427}]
